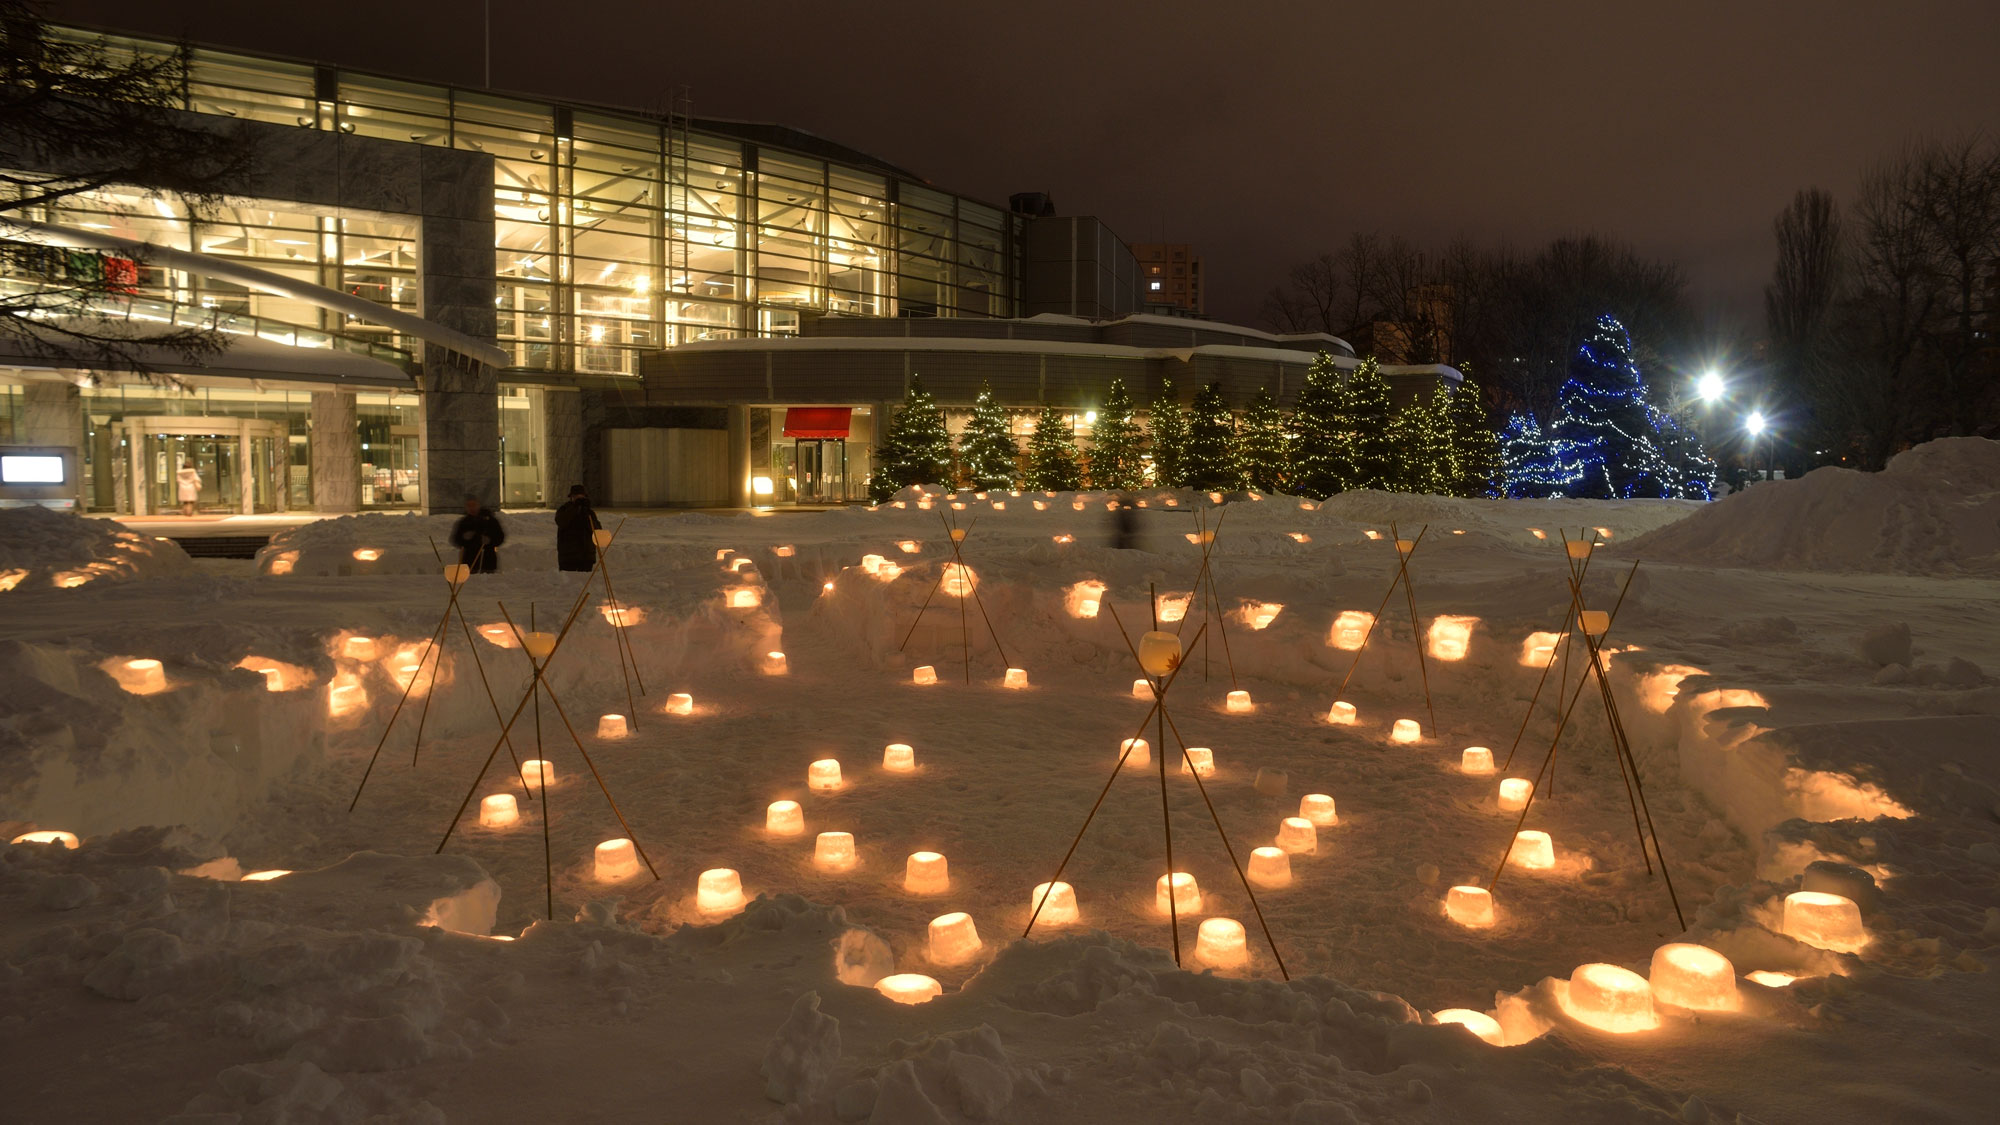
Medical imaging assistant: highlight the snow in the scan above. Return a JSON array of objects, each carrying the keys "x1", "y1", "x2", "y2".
[{"x1": 3, "y1": 441, "x2": 1999, "y2": 1122}]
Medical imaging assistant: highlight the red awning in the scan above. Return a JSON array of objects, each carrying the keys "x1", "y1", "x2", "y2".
[{"x1": 783, "y1": 407, "x2": 852, "y2": 439}]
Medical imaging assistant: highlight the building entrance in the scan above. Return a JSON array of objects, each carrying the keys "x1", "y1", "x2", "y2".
[
  {"x1": 775, "y1": 438, "x2": 849, "y2": 504},
  {"x1": 124, "y1": 416, "x2": 288, "y2": 516}
]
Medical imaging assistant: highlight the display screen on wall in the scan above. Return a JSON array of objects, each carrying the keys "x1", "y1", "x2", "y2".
[{"x1": 0, "y1": 454, "x2": 66, "y2": 484}]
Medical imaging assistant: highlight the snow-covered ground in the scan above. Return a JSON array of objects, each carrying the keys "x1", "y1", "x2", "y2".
[{"x1": 3, "y1": 439, "x2": 1997, "y2": 1124}]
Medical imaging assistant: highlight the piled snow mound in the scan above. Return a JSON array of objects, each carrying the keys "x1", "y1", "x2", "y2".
[
  {"x1": 1632, "y1": 437, "x2": 2000, "y2": 576},
  {"x1": 0, "y1": 506, "x2": 191, "y2": 591},
  {"x1": 256, "y1": 511, "x2": 728, "y2": 577}
]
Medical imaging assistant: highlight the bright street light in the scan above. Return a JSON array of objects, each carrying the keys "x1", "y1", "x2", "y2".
[
  {"x1": 1745, "y1": 411, "x2": 1767, "y2": 437},
  {"x1": 1696, "y1": 370, "x2": 1725, "y2": 403}
]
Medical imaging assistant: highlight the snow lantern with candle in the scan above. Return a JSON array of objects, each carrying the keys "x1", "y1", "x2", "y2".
[
  {"x1": 1563, "y1": 963, "x2": 1658, "y2": 1033},
  {"x1": 1225, "y1": 690, "x2": 1254, "y2": 713},
  {"x1": 594, "y1": 838, "x2": 640, "y2": 882},
  {"x1": 1299, "y1": 794, "x2": 1338, "y2": 826},
  {"x1": 807, "y1": 758, "x2": 842, "y2": 791},
  {"x1": 905, "y1": 851, "x2": 949, "y2": 894},
  {"x1": 1155, "y1": 872, "x2": 1201, "y2": 915},
  {"x1": 1445, "y1": 885, "x2": 1495, "y2": 928},
  {"x1": 1432, "y1": 1009, "x2": 1504, "y2": 1046},
  {"x1": 814, "y1": 832, "x2": 856, "y2": 872},
  {"x1": 911, "y1": 664, "x2": 938, "y2": 685},
  {"x1": 1391, "y1": 719, "x2": 1422, "y2": 743},
  {"x1": 1326, "y1": 701, "x2": 1357, "y2": 725},
  {"x1": 1275, "y1": 817, "x2": 1317, "y2": 855},
  {"x1": 766, "y1": 800, "x2": 805, "y2": 835},
  {"x1": 521, "y1": 759, "x2": 556, "y2": 788},
  {"x1": 1782, "y1": 891, "x2": 1867, "y2": 952},
  {"x1": 1498, "y1": 777, "x2": 1532, "y2": 811},
  {"x1": 1511, "y1": 830, "x2": 1555, "y2": 870},
  {"x1": 883, "y1": 744, "x2": 916, "y2": 772},
  {"x1": 1180, "y1": 747, "x2": 1215, "y2": 777},
  {"x1": 10, "y1": 830, "x2": 79, "y2": 848},
  {"x1": 1003, "y1": 667, "x2": 1029, "y2": 689},
  {"x1": 697, "y1": 868, "x2": 747, "y2": 914},
  {"x1": 596, "y1": 714, "x2": 629, "y2": 739},
  {"x1": 1194, "y1": 918, "x2": 1249, "y2": 969},
  {"x1": 1427, "y1": 615, "x2": 1477, "y2": 661},
  {"x1": 1247, "y1": 847, "x2": 1291, "y2": 888},
  {"x1": 875, "y1": 974, "x2": 942, "y2": 1005},
  {"x1": 1121, "y1": 738, "x2": 1151, "y2": 768},
  {"x1": 1461, "y1": 747, "x2": 1495, "y2": 774},
  {"x1": 1648, "y1": 943, "x2": 1740, "y2": 1011},
  {"x1": 1132, "y1": 678, "x2": 1152, "y2": 699},
  {"x1": 479, "y1": 794, "x2": 519, "y2": 827},
  {"x1": 665, "y1": 693, "x2": 694, "y2": 715},
  {"x1": 928, "y1": 912, "x2": 983, "y2": 964},
  {"x1": 1030, "y1": 881, "x2": 1079, "y2": 925},
  {"x1": 762, "y1": 650, "x2": 789, "y2": 675}
]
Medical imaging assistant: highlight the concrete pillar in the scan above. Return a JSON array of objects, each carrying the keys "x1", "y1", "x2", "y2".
[
  {"x1": 419, "y1": 352, "x2": 499, "y2": 513},
  {"x1": 727, "y1": 404, "x2": 751, "y2": 508},
  {"x1": 540, "y1": 388, "x2": 583, "y2": 507},
  {"x1": 20, "y1": 380, "x2": 85, "y2": 508},
  {"x1": 310, "y1": 391, "x2": 360, "y2": 513}
]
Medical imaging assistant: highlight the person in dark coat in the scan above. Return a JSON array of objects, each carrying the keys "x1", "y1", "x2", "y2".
[
  {"x1": 554, "y1": 483, "x2": 601, "y2": 572},
  {"x1": 450, "y1": 494, "x2": 506, "y2": 573},
  {"x1": 1110, "y1": 494, "x2": 1139, "y2": 550}
]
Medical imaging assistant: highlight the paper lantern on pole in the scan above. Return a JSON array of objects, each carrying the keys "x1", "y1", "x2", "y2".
[
  {"x1": 1648, "y1": 943, "x2": 1741, "y2": 1011},
  {"x1": 1179, "y1": 747, "x2": 1215, "y2": 778},
  {"x1": 904, "y1": 851, "x2": 949, "y2": 894},
  {"x1": 1121, "y1": 738, "x2": 1151, "y2": 768},
  {"x1": 594, "y1": 838, "x2": 640, "y2": 882},
  {"x1": 1566, "y1": 539, "x2": 1592, "y2": 559},
  {"x1": 1194, "y1": 918, "x2": 1249, "y2": 969},
  {"x1": 1328, "y1": 611, "x2": 1373, "y2": 651},
  {"x1": 1225, "y1": 690, "x2": 1254, "y2": 714},
  {"x1": 762, "y1": 651, "x2": 789, "y2": 675},
  {"x1": 589, "y1": 529, "x2": 612, "y2": 549},
  {"x1": 521, "y1": 759, "x2": 556, "y2": 788},
  {"x1": 912, "y1": 665, "x2": 938, "y2": 685},
  {"x1": 766, "y1": 800, "x2": 805, "y2": 835},
  {"x1": 1432, "y1": 1009, "x2": 1504, "y2": 1046},
  {"x1": 1461, "y1": 747, "x2": 1495, "y2": 774},
  {"x1": 1395, "y1": 538, "x2": 1415, "y2": 556},
  {"x1": 883, "y1": 743, "x2": 916, "y2": 772},
  {"x1": 1275, "y1": 817, "x2": 1317, "y2": 855},
  {"x1": 814, "y1": 832, "x2": 856, "y2": 872},
  {"x1": 1511, "y1": 830, "x2": 1555, "y2": 870},
  {"x1": 1445, "y1": 885, "x2": 1495, "y2": 928},
  {"x1": 1247, "y1": 846, "x2": 1291, "y2": 888},
  {"x1": 875, "y1": 973, "x2": 942, "y2": 1005},
  {"x1": 1299, "y1": 794, "x2": 1338, "y2": 826},
  {"x1": 1579, "y1": 610, "x2": 1610, "y2": 636},
  {"x1": 1029, "y1": 881, "x2": 1079, "y2": 925},
  {"x1": 1426, "y1": 615, "x2": 1477, "y2": 661},
  {"x1": 1326, "y1": 701, "x2": 1357, "y2": 725},
  {"x1": 443, "y1": 563, "x2": 471, "y2": 586},
  {"x1": 1390, "y1": 719, "x2": 1422, "y2": 743},
  {"x1": 9, "y1": 830, "x2": 79, "y2": 848},
  {"x1": 1498, "y1": 778, "x2": 1532, "y2": 812},
  {"x1": 1138, "y1": 631, "x2": 1183, "y2": 677},
  {"x1": 1782, "y1": 891, "x2": 1867, "y2": 952},
  {"x1": 596, "y1": 714, "x2": 629, "y2": 739},
  {"x1": 949, "y1": 526, "x2": 967, "y2": 540},
  {"x1": 1155, "y1": 872, "x2": 1201, "y2": 915},
  {"x1": 479, "y1": 794, "x2": 519, "y2": 828},
  {"x1": 664, "y1": 693, "x2": 694, "y2": 715},
  {"x1": 1563, "y1": 963, "x2": 1657, "y2": 1033},
  {"x1": 1132, "y1": 678, "x2": 1152, "y2": 699},
  {"x1": 697, "y1": 868, "x2": 747, "y2": 914},
  {"x1": 807, "y1": 758, "x2": 842, "y2": 791},
  {"x1": 521, "y1": 631, "x2": 557, "y2": 660},
  {"x1": 1003, "y1": 667, "x2": 1029, "y2": 689},
  {"x1": 928, "y1": 912, "x2": 984, "y2": 964}
]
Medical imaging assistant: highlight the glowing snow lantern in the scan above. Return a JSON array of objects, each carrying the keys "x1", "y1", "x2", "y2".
[
  {"x1": 52, "y1": 570, "x2": 92, "y2": 588},
  {"x1": 521, "y1": 631, "x2": 557, "y2": 660},
  {"x1": 1427, "y1": 615, "x2": 1477, "y2": 661},
  {"x1": 478, "y1": 623, "x2": 518, "y2": 648},
  {"x1": 479, "y1": 794, "x2": 519, "y2": 827},
  {"x1": 860, "y1": 553, "x2": 886, "y2": 575},
  {"x1": 1071, "y1": 500, "x2": 1086, "y2": 511},
  {"x1": 443, "y1": 563, "x2": 471, "y2": 586},
  {"x1": 1242, "y1": 602, "x2": 1282, "y2": 630},
  {"x1": 1030, "y1": 881, "x2": 1079, "y2": 925},
  {"x1": 1329, "y1": 611, "x2": 1373, "y2": 651},
  {"x1": 352, "y1": 548, "x2": 381, "y2": 562},
  {"x1": 10, "y1": 830, "x2": 79, "y2": 848},
  {"x1": 766, "y1": 800, "x2": 805, "y2": 836},
  {"x1": 1520, "y1": 632, "x2": 1560, "y2": 667},
  {"x1": 1327, "y1": 701, "x2": 1357, "y2": 725},
  {"x1": 875, "y1": 973, "x2": 942, "y2": 1005},
  {"x1": 896, "y1": 540, "x2": 920, "y2": 554},
  {"x1": 241, "y1": 869, "x2": 291, "y2": 881},
  {"x1": 912, "y1": 665, "x2": 938, "y2": 685},
  {"x1": 763, "y1": 651, "x2": 789, "y2": 675},
  {"x1": 990, "y1": 501, "x2": 1006, "y2": 510},
  {"x1": 1180, "y1": 747, "x2": 1215, "y2": 777},
  {"x1": 773, "y1": 544, "x2": 795, "y2": 557},
  {"x1": 1195, "y1": 918, "x2": 1249, "y2": 969},
  {"x1": 814, "y1": 832, "x2": 856, "y2": 872},
  {"x1": 1138, "y1": 631, "x2": 1183, "y2": 677},
  {"x1": 1003, "y1": 667, "x2": 1029, "y2": 689},
  {"x1": 116, "y1": 658, "x2": 168, "y2": 695},
  {"x1": 594, "y1": 838, "x2": 640, "y2": 881},
  {"x1": 941, "y1": 563, "x2": 976, "y2": 596},
  {"x1": 596, "y1": 714, "x2": 629, "y2": 739},
  {"x1": 904, "y1": 851, "x2": 949, "y2": 895},
  {"x1": 1132, "y1": 678, "x2": 1152, "y2": 699},
  {"x1": 1299, "y1": 794, "x2": 1338, "y2": 826},
  {"x1": 1275, "y1": 817, "x2": 1317, "y2": 855},
  {"x1": 821, "y1": 581, "x2": 834, "y2": 594},
  {"x1": 1745, "y1": 970, "x2": 1797, "y2": 988},
  {"x1": 265, "y1": 552, "x2": 296, "y2": 576},
  {"x1": 1782, "y1": 891, "x2": 1867, "y2": 952},
  {"x1": 1579, "y1": 610, "x2": 1610, "y2": 636},
  {"x1": 1432, "y1": 1009, "x2": 1504, "y2": 1046},
  {"x1": 1288, "y1": 532, "x2": 1311, "y2": 543},
  {"x1": 1225, "y1": 690, "x2": 1254, "y2": 713},
  {"x1": 1511, "y1": 830, "x2": 1555, "y2": 870},
  {"x1": 950, "y1": 501, "x2": 966, "y2": 510},
  {"x1": 599, "y1": 604, "x2": 645, "y2": 627},
  {"x1": 697, "y1": 868, "x2": 747, "y2": 914},
  {"x1": 727, "y1": 587, "x2": 763, "y2": 609},
  {"x1": 1498, "y1": 778, "x2": 1533, "y2": 811},
  {"x1": 521, "y1": 759, "x2": 556, "y2": 788},
  {"x1": 1053, "y1": 533, "x2": 1074, "y2": 544},
  {"x1": 1065, "y1": 579, "x2": 1106, "y2": 618},
  {"x1": 1445, "y1": 885, "x2": 1495, "y2": 928},
  {"x1": 807, "y1": 758, "x2": 843, "y2": 791},
  {"x1": 1156, "y1": 872, "x2": 1202, "y2": 915},
  {"x1": 715, "y1": 548, "x2": 732, "y2": 561},
  {"x1": 1032, "y1": 500, "x2": 1047, "y2": 511},
  {"x1": 1594, "y1": 527, "x2": 1613, "y2": 539},
  {"x1": 1155, "y1": 592, "x2": 1192, "y2": 623},
  {"x1": 1391, "y1": 719, "x2": 1422, "y2": 743},
  {"x1": 1460, "y1": 747, "x2": 1495, "y2": 774},
  {"x1": 1207, "y1": 491, "x2": 1223, "y2": 503},
  {"x1": 1359, "y1": 529, "x2": 1381, "y2": 540},
  {"x1": 1247, "y1": 847, "x2": 1292, "y2": 888},
  {"x1": 1121, "y1": 738, "x2": 1152, "y2": 768},
  {"x1": 665, "y1": 693, "x2": 694, "y2": 715},
  {"x1": 928, "y1": 912, "x2": 983, "y2": 964},
  {"x1": 327, "y1": 673, "x2": 368, "y2": 717},
  {"x1": 342, "y1": 635, "x2": 380, "y2": 661},
  {"x1": 1648, "y1": 943, "x2": 1741, "y2": 1011},
  {"x1": 883, "y1": 743, "x2": 916, "y2": 772},
  {"x1": 1563, "y1": 963, "x2": 1657, "y2": 1033}
]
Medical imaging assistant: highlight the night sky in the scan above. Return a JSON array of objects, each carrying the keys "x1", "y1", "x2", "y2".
[{"x1": 53, "y1": 0, "x2": 2000, "y2": 332}]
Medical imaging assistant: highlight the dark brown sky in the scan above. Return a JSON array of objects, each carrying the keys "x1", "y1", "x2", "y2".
[{"x1": 52, "y1": 0, "x2": 2000, "y2": 331}]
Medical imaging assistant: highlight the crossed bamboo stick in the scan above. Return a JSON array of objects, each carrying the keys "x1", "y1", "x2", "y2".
[
  {"x1": 897, "y1": 509, "x2": 1011, "y2": 682},
  {"x1": 1333, "y1": 522, "x2": 1438, "y2": 736}
]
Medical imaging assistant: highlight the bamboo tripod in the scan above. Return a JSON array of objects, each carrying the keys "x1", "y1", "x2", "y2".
[
  {"x1": 590, "y1": 520, "x2": 645, "y2": 730},
  {"x1": 1179, "y1": 505, "x2": 1240, "y2": 686},
  {"x1": 348, "y1": 539, "x2": 528, "y2": 812},
  {"x1": 1024, "y1": 594, "x2": 1289, "y2": 979},
  {"x1": 1332, "y1": 522, "x2": 1438, "y2": 736},
  {"x1": 897, "y1": 509, "x2": 1011, "y2": 683},
  {"x1": 1487, "y1": 532, "x2": 1684, "y2": 930}
]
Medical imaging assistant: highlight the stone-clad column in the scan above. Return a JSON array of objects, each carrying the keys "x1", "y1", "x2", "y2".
[
  {"x1": 417, "y1": 146, "x2": 500, "y2": 513},
  {"x1": 540, "y1": 388, "x2": 582, "y2": 507},
  {"x1": 309, "y1": 390, "x2": 359, "y2": 513}
]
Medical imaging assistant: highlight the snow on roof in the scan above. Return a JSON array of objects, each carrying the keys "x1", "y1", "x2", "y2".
[{"x1": 668, "y1": 333, "x2": 1459, "y2": 379}]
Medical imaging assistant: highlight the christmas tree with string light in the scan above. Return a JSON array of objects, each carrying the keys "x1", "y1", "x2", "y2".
[
  {"x1": 1181, "y1": 383, "x2": 1239, "y2": 490},
  {"x1": 1089, "y1": 377, "x2": 1145, "y2": 489},
  {"x1": 1148, "y1": 377, "x2": 1188, "y2": 488},
  {"x1": 1500, "y1": 412, "x2": 1565, "y2": 498},
  {"x1": 1547, "y1": 316, "x2": 1716, "y2": 499},
  {"x1": 1235, "y1": 387, "x2": 1290, "y2": 493},
  {"x1": 870, "y1": 374, "x2": 954, "y2": 501},
  {"x1": 1444, "y1": 376, "x2": 1503, "y2": 498},
  {"x1": 1290, "y1": 352, "x2": 1347, "y2": 498},
  {"x1": 1337, "y1": 356, "x2": 1395, "y2": 490},
  {"x1": 959, "y1": 383, "x2": 1020, "y2": 489},
  {"x1": 1024, "y1": 404, "x2": 1083, "y2": 491},
  {"x1": 1387, "y1": 387, "x2": 1451, "y2": 494}
]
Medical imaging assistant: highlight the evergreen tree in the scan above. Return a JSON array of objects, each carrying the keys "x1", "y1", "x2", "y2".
[
  {"x1": 1548, "y1": 316, "x2": 1717, "y2": 499},
  {"x1": 1337, "y1": 356, "x2": 1395, "y2": 490},
  {"x1": 1147, "y1": 378, "x2": 1188, "y2": 488},
  {"x1": 1444, "y1": 377, "x2": 1503, "y2": 498},
  {"x1": 1088, "y1": 377, "x2": 1145, "y2": 489},
  {"x1": 1500, "y1": 412, "x2": 1566, "y2": 498},
  {"x1": 1024, "y1": 404, "x2": 1083, "y2": 491},
  {"x1": 1181, "y1": 383, "x2": 1238, "y2": 490},
  {"x1": 870, "y1": 374, "x2": 953, "y2": 501},
  {"x1": 958, "y1": 382, "x2": 1020, "y2": 489},
  {"x1": 1290, "y1": 352, "x2": 1348, "y2": 499},
  {"x1": 1387, "y1": 389, "x2": 1451, "y2": 494},
  {"x1": 1235, "y1": 387, "x2": 1290, "y2": 493}
]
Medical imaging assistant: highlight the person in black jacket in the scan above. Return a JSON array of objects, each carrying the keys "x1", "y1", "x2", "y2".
[
  {"x1": 450, "y1": 494, "x2": 506, "y2": 573},
  {"x1": 554, "y1": 483, "x2": 601, "y2": 572}
]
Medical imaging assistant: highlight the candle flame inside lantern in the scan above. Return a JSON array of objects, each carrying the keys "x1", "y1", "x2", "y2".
[
  {"x1": 912, "y1": 665, "x2": 938, "y2": 685},
  {"x1": 1053, "y1": 534, "x2": 1074, "y2": 544},
  {"x1": 1461, "y1": 747, "x2": 1495, "y2": 774},
  {"x1": 111, "y1": 657, "x2": 168, "y2": 695},
  {"x1": 883, "y1": 743, "x2": 917, "y2": 772},
  {"x1": 941, "y1": 563, "x2": 977, "y2": 597},
  {"x1": 773, "y1": 544, "x2": 795, "y2": 557},
  {"x1": 1240, "y1": 602, "x2": 1283, "y2": 630},
  {"x1": 1445, "y1": 885, "x2": 1495, "y2": 928},
  {"x1": 1782, "y1": 890, "x2": 1867, "y2": 952},
  {"x1": 1225, "y1": 690, "x2": 1254, "y2": 713},
  {"x1": 521, "y1": 759, "x2": 556, "y2": 788},
  {"x1": 1194, "y1": 918, "x2": 1249, "y2": 969},
  {"x1": 1328, "y1": 611, "x2": 1374, "y2": 651},
  {"x1": 1180, "y1": 747, "x2": 1215, "y2": 777},
  {"x1": 594, "y1": 838, "x2": 639, "y2": 882},
  {"x1": 1156, "y1": 872, "x2": 1201, "y2": 915},
  {"x1": 928, "y1": 912, "x2": 983, "y2": 964},
  {"x1": 1299, "y1": 793, "x2": 1338, "y2": 826},
  {"x1": 1432, "y1": 1009, "x2": 1504, "y2": 1045},
  {"x1": 1326, "y1": 700, "x2": 1357, "y2": 725},
  {"x1": 1427, "y1": 615, "x2": 1477, "y2": 661},
  {"x1": 664, "y1": 693, "x2": 694, "y2": 715},
  {"x1": 1247, "y1": 846, "x2": 1292, "y2": 888},
  {"x1": 1745, "y1": 970, "x2": 1797, "y2": 988},
  {"x1": 1071, "y1": 500, "x2": 1086, "y2": 511},
  {"x1": 1003, "y1": 667, "x2": 1029, "y2": 689},
  {"x1": 1561, "y1": 963, "x2": 1658, "y2": 1033},
  {"x1": 241, "y1": 869, "x2": 291, "y2": 881},
  {"x1": 807, "y1": 758, "x2": 842, "y2": 791},
  {"x1": 351, "y1": 548, "x2": 381, "y2": 562},
  {"x1": 766, "y1": 800, "x2": 804, "y2": 836},
  {"x1": 876, "y1": 973, "x2": 942, "y2": 1005},
  {"x1": 1649, "y1": 943, "x2": 1741, "y2": 1011},
  {"x1": 1511, "y1": 830, "x2": 1555, "y2": 870},
  {"x1": 10, "y1": 830, "x2": 79, "y2": 848},
  {"x1": 1030, "y1": 881, "x2": 1079, "y2": 925},
  {"x1": 905, "y1": 851, "x2": 949, "y2": 895},
  {"x1": 340, "y1": 635, "x2": 379, "y2": 661},
  {"x1": 1391, "y1": 719, "x2": 1422, "y2": 743},
  {"x1": 1528, "y1": 527, "x2": 1547, "y2": 540},
  {"x1": 990, "y1": 501, "x2": 1006, "y2": 510},
  {"x1": 599, "y1": 604, "x2": 646, "y2": 627},
  {"x1": 697, "y1": 868, "x2": 747, "y2": 915},
  {"x1": 596, "y1": 714, "x2": 629, "y2": 739},
  {"x1": 1498, "y1": 777, "x2": 1533, "y2": 811},
  {"x1": 1121, "y1": 738, "x2": 1151, "y2": 768},
  {"x1": 1065, "y1": 580, "x2": 1107, "y2": 618},
  {"x1": 1275, "y1": 816, "x2": 1317, "y2": 854},
  {"x1": 479, "y1": 794, "x2": 518, "y2": 827},
  {"x1": 814, "y1": 831, "x2": 857, "y2": 872},
  {"x1": 1288, "y1": 532, "x2": 1311, "y2": 543},
  {"x1": 477, "y1": 623, "x2": 520, "y2": 648},
  {"x1": 727, "y1": 587, "x2": 763, "y2": 609},
  {"x1": 265, "y1": 551, "x2": 297, "y2": 576},
  {"x1": 1363, "y1": 529, "x2": 1382, "y2": 540}
]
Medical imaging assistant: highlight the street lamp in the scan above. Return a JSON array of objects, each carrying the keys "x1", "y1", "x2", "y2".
[
  {"x1": 1744, "y1": 411, "x2": 1766, "y2": 436},
  {"x1": 1744, "y1": 411, "x2": 1772, "y2": 483},
  {"x1": 1696, "y1": 370, "x2": 1725, "y2": 403}
]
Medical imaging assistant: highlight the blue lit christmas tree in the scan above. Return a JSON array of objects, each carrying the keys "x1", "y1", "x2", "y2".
[{"x1": 1500, "y1": 412, "x2": 1566, "y2": 498}]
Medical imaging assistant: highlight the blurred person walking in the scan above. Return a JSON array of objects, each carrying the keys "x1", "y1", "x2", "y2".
[
  {"x1": 451, "y1": 494, "x2": 506, "y2": 573},
  {"x1": 554, "y1": 483, "x2": 601, "y2": 572}
]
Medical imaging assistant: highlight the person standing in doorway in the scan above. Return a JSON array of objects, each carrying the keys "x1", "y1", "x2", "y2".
[
  {"x1": 554, "y1": 483, "x2": 600, "y2": 572},
  {"x1": 175, "y1": 462, "x2": 201, "y2": 517},
  {"x1": 451, "y1": 494, "x2": 506, "y2": 573}
]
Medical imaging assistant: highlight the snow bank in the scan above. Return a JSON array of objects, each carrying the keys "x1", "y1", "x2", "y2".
[
  {"x1": 0, "y1": 505, "x2": 191, "y2": 591},
  {"x1": 1631, "y1": 437, "x2": 2000, "y2": 576}
]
